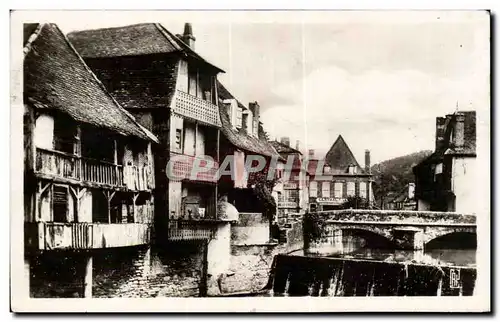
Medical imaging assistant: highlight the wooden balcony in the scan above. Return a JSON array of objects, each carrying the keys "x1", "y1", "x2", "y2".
[
  {"x1": 168, "y1": 220, "x2": 217, "y2": 241},
  {"x1": 25, "y1": 222, "x2": 151, "y2": 250},
  {"x1": 169, "y1": 152, "x2": 219, "y2": 183},
  {"x1": 174, "y1": 90, "x2": 221, "y2": 127},
  {"x1": 35, "y1": 148, "x2": 153, "y2": 190}
]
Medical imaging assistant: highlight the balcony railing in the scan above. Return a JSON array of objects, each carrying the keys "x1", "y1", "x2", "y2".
[
  {"x1": 168, "y1": 220, "x2": 216, "y2": 241},
  {"x1": 169, "y1": 152, "x2": 219, "y2": 183},
  {"x1": 174, "y1": 90, "x2": 221, "y2": 127},
  {"x1": 35, "y1": 148, "x2": 153, "y2": 190},
  {"x1": 25, "y1": 222, "x2": 151, "y2": 250}
]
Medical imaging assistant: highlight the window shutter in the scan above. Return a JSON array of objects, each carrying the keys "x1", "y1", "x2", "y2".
[{"x1": 53, "y1": 185, "x2": 68, "y2": 222}]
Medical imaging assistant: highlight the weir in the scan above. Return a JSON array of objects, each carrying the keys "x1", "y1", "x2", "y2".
[{"x1": 264, "y1": 254, "x2": 476, "y2": 297}]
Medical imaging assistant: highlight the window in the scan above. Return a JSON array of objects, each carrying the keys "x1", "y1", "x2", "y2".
[
  {"x1": 334, "y1": 182, "x2": 343, "y2": 198},
  {"x1": 92, "y1": 190, "x2": 109, "y2": 223},
  {"x1": 242, "y1": 113, "x2": 249, "y2": 132},
  {"x1": 359, "y1": 182, "x2": 367, "y2": 198},
  {"x1": 348, "y1": 165, "x2": 357, "y2": 174},
  {"x1": 53, "y1": 116, "x2": 75, "y2": 154},
  {"x1": 188, "y1": 66, "x2": 198, "y2": 97},
  {"x1": 285, "y1": 189, "x2": 299, "y2": 202},
  {"x1": 53, "y1": 185, "x2": 69, "y2": 222},
  {"x1": 324, "y1": 165, "x2": 331, "y2": 174},
  {"x1": 178, "y1": 60, "x2": 188, "y2": 92},
  {"x1": 347, "y1": 182, "x2": 355, "y2": 197},
  {"x1": 434, "y1": 163, "x2": 443, "y2": 182},
  {"x1": 236, "y1": 107, "x2": 243, "y2": 129},
  {"x1": 321, "y1": 182, "x2": 330, "y2": 198},
  {"x1": 175, "y1": 129, "x2": 182, "y2": 150},
  {"x1": 435, "y1": 163, "x2": 443, "y2": 175},
  {"x1": 309, "y1": 181, "x2": 317, "y2": 197}
]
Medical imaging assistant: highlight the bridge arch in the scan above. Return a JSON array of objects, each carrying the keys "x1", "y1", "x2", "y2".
[
  {"x1": 425, "y1": 231, "x2": 477, "y2": 249},
  {"x1": 341, "y1": 227, "x2": 397, "y2": 250}
]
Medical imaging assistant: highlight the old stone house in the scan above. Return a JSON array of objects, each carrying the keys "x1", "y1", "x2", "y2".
[
  {"x1": 307, "y1": 135, "x2": 374, "y2": 211},
  {"x1": 23, "y1": 23, "x2": 158, "y2": 298},
  {"x1": 413, "y1": 111, "x2": 476, "y2": 213},
  {"x1": 270, "y1": 138, "x2": 310, "y2": 224},
  {"x1": 386, "y1": 183, "x2": 417, "y2": 210}
]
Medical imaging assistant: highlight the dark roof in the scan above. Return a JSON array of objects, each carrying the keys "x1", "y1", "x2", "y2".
[
  {"x1": 84, "y1": 56, "x2": 179, "y2": 110},
  {"x1": 24, "y1": 23, "x2": 157, "y2": 142},
  {"x1": 270, "y1": 141, "x2": 304, "y2": 171},
  {"x1": 217, "y1": 87, "x2": 279, "y2": 159},
  {"x1": 324, "y1": 135, "x2": 366, "y2": 174},
  {"x1": 388, "y1": 184, "x2": 415, "y2": 203},
  {"x1": 270, "y1": 140, "x2": 301, "y2": 155},
  {"x1": 67, "y1": 23, "x2": 224, "y2": 72},
  {"x1": 415, "y1": 111, "x2": 476, "y2": 171}
]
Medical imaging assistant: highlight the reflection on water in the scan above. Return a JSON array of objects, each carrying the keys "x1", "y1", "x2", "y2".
[{"x1": 298, "y1": 232, "x2": 477, "y2": 268}]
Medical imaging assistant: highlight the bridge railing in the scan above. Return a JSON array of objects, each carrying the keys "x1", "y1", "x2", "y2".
[{"x1": 310, "y1": 209, "x2": 476, "y2": 225}]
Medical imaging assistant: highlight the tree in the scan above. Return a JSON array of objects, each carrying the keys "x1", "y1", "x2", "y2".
[
  {"x1": 251, "y1": 171, "x2": 278, "y2": 241},
  {"x1": 341, "y1": 195, "x2": 369, "y2": 210},
  {"x1": 372, "y1": 172, "x2": 399, "y2": 209}
]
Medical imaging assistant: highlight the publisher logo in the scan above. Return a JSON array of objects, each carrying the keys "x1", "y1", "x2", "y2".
[{"x1": 450, "y1": 268, "x2": 461, "y2": 289}]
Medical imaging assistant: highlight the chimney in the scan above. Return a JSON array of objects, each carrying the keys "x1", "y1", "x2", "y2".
[
  {"x1": 181, "y1": 23, "x2": 196, "y2": 49},
  {"x1": 249, "y1": 102, "x2": 260, "y2": 136},
  {"x1": 365, "y1": 150, "x2": 371, "y2": 173},
  {"x1": 454, "y1": 113, "x2": 466, "y2": 147},
  {"x1": 435, "y1": 117, "x2": 447, "y2": 151},
  {"x1": 408, "y1": 183, "x2": 415, "y2": 199},
  {"x1": 295, "y1": 140, "x2": 300, "y2": 151},
  {"x1": 280, "y1": 137, "x2": 290, "y2": 147},
  {"x1": 308, "y1": 149, "x2": 315, "y2": 159}
]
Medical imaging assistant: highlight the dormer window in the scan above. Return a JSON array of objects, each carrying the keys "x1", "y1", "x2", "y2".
[
  {"x1": 235, "y1": 106, "x2": 242, "y2": 129},
  {"x1": 348, "y1": 165, "x2": 356, "y2": 174},
  {"x1": 324, "y1": 165, "x2": 331, "y2": 174}
]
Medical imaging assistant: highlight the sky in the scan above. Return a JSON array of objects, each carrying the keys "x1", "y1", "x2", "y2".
[{"x1": 53, "y1": 10, "x2": 490, "y2": 164}]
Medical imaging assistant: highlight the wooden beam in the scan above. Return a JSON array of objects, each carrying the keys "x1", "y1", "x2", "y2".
[
  {"x1": 69, "y1": 187, "x2": 87, "y2": 222},
  {"x1": 194, "y1": 122, "x2": 198, "y2": 156},
  {"x1": 132, "y1": 193, "x2": 139, "y2": 223},
  {"x1": 102, "y1": 190, "x2": 116, "y2": 224},
  {"x1": 216, "y1": 129, "x2": 220, "y2": 163}
]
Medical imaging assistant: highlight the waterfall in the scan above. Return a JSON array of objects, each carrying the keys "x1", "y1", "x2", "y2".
[{"x1": 265, "y1": 255, "x2": 476, "y2": 297}]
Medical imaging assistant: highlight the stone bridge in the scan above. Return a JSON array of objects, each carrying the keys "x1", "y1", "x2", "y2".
[{"x1": 306, "y1": 209, "x2": 476, "y2": 251}]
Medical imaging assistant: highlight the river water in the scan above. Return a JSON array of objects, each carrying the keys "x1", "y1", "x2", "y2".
[
  {"x1": 290, "y1": 248, "x2": 476, "y2": 267},
  {"x1": 260, "y1": 245, "x2": 477, "y2": 297}
]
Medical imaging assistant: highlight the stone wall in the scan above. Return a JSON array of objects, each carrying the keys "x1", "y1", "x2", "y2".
[
  {"x1": 93, "y1": 243, "x2": 204, "y2": 298},
  {"x1": 29, "y1": 242, "x2": 206, "y2": 298},
  {"x1": 231, "y1": 212, "x2": 270, "y2": 245},
  {"x1": 220, "y1": 221, "x2": 303, "y2": 295},
  {"x1": 29, "y1": 251, "x2": 87, "y2": 298}
]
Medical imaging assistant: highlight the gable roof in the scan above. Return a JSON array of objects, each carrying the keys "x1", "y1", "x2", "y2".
[
  {"x1": 24, "y1": 23, "x2": 158, "y2": 143},
  {"x1": 67, "y1": 23, "x2": 224, "y2": 73},
  {"x1": 324, "y1": 135, "x2": 365, "y2": 174}
]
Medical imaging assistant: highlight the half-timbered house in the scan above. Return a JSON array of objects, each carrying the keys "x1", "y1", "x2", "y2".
[{"x1": 23, "y1": 23, "x2": 158, "y2": 297}]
